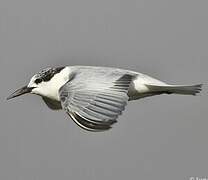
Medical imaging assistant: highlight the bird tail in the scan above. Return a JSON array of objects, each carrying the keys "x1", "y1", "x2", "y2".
[{"x1": 146, "y1": 84, "x2": 203, "y2": 96}]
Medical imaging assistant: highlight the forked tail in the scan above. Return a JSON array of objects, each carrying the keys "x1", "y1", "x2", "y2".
[{"x1": 146, "y1": 84, "x2": 203, "y2": 95}]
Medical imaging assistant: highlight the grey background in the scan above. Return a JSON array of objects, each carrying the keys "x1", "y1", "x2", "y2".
[{"x1": 0, "y1": 0, "x2": 207, "y2": 179}]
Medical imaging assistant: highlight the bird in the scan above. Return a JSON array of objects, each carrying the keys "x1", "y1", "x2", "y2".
[{"x1": 7, "y1": 66, "x2": 202, "y2": 131}]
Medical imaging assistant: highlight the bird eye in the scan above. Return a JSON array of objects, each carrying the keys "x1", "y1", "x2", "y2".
[{"x1": 34, "y1": 78, "x2": 42, "y2": 84}]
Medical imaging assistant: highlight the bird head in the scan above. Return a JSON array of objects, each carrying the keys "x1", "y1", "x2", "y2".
[{"x1": 7, "y1": 67, "x2": 69, "y2": 101}]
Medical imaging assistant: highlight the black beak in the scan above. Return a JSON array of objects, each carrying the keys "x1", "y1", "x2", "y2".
[{"x1": 7, "y1": 86, "x2": 34, "y2": 100}]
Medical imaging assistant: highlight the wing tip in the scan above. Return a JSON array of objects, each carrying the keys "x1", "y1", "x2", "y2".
[{"x1": 68, "y1": 112, "x2": 116, "y2": 132}]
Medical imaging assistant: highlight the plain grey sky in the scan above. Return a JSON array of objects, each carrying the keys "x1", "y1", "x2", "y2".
[{"x1": 0, "y1": 0, "x2": 207, "y2": 179}]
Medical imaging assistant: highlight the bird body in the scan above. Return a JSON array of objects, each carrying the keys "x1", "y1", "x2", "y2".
[{"x1": 7, "y1": 66, "x2": 202, "y2": 131}]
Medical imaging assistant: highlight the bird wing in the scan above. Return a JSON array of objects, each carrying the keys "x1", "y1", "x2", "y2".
[{"x1": 59, "y1": 68, "x2": 135, "y2": 131}]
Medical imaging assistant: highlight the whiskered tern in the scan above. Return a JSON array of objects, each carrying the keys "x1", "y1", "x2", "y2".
[{"x1": 7, "y1": 66, "x2": 202, "y2": 131}]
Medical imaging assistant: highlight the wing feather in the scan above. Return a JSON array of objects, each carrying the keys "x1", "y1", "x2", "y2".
[{"x1": 59, "y1": 68, "x2": 135, "y2": 131}]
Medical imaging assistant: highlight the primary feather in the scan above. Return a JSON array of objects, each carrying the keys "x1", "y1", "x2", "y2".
[{"x1": 59, "y1": 67, "x2": 135, "y2": 131}]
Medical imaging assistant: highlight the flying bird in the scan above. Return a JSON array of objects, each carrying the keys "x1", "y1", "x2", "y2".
[{"x1": 7, "y1": 66, "x2": 202, "y2": 131}]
